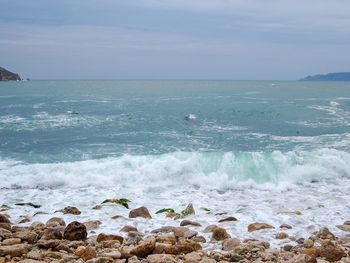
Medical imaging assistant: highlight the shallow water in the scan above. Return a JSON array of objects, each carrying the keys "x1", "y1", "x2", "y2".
[{"x1": 1, "y1": 80, "x2": 350, "y2": 247}]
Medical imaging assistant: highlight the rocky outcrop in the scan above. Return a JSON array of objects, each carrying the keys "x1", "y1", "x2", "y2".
[{"x1": 0, "y1": 67, "x2": 21, "y2": 81}]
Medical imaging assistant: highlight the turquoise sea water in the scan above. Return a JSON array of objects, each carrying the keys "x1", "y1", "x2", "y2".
[{"x1": 0, "y1": 80, "x2": 350, "y2": 186}]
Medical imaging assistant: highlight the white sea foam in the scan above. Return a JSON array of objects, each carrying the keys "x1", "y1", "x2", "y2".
[{"x1": 1, "y1": 149, "x2": 350, "y2": 248}]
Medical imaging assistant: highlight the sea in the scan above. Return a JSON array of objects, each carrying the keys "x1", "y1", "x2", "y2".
[{"x1": 0, "y1": 80, "x2": 350, "y2": 247}]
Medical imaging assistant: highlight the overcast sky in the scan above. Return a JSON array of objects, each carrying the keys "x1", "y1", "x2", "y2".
[{"x1": 1, "y1": 0, "x2": 350, "y2": 80}]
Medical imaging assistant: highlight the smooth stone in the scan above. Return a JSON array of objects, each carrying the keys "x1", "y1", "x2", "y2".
[
  {"x1": 84, "y1": 220, "x2": 102, "y2": 231},
  {"x1": 218, "y1": 217, "x2": 238, "y2": 223},
  {"x1": 129, "y1": 238, "x2": 156, "y2": 258},
  {"x1": 64, "y1": 221, "x2": 87, "y2": 241},
  {"x1": 248, "y1": 223, "x2": 275, "y2": 232},
  {"x1": 0, "y1": 244, "x2": 32, "y2": 257},
  {"x1": 336, "y1": 225, "x2": 350, "y2": 232},
  {"x1": 211, "y1": 227, "x2": 231, "y2": 241},
  {"x1": 180, "y1": 220, "x2": 201, "y2": 227},
  {"x1": 222, "y1": 238, "x2": 241, "y2": 251},
  {"x1": 97, "y1": 233, "x2": 124, "y2": 244},
  {"x1": 120, "y1": 225, "x2": 138, "y2": 233},
  {"x1": 129, "y1": 206, "x2": 152, "y2": 219},
  {"x1": 46, "y1": 217, "x2": 66, "y2": 228}
]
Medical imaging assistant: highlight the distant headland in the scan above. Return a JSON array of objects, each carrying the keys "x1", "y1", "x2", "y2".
[
  {"x1": 300, "y1": 72, "x2": 350, "y2": 81},
  {"x1": 0, "y1": 66, "x2": 21, "y2": 81}
]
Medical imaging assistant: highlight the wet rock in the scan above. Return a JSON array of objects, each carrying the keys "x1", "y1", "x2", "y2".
[
  {"x1": 280, "y1": 224, "x2": 292, "y2": 230},
  {"x1": 126, "y1": 231, "x2": 144, "y2": 245},
  {"x1": 0, "y1": 244, "x2": 31, "y2": 257},
  {"x1": 153, "y1": 239, "x2": 201, "y2": 255},
  {"x1": 303, "y1": 239, "x2": 314, "y2": 248},
  {"x1": 152, "y1": 226, "x2": 197, "y2": 239},
  {"x1": 211, "y1": 227, "x2": 231, "y2": 241},
  {"x1": 99, "y1": 249, "x2": 122, "y2": 259},
  {"x1": 146, "y1": 254, "x2": 177, "y2": 263},
  {"x1": 46, "y1": 217, "x2": 66, "y2": 228},
  {"x1": 248, "y1": 223, "x2": 275, "y2": 232},
  {"x1": 181, "y1": 203, "x2": 195, "y2": 217},
  {"x1": 318, "y1": 240, "x2": 346, "y2": 262},
  {"x1": 203, "y1": 225, "x2": 218, "y2": 233},
  {"x1": 37, "y1": 239, "x2": 62, "y2": 249},
  {"x1": 63, "y1": 206, "x2": 81, "y2": 215},
  {"x1": 75, "y1": 245, "x2": 97, "y2": 261},
  {"x1": 180, "y1": 220, "x2": 201, "y2": 227},
  {"x1": 129, "y1": 237, "x2": 156, "y2": 258},
  {"x1": 18, "y1": 216, "x2": 31, "y2": 224},
  {"x1": 191, "y1": 235, "x2": 206, "y2": 243},
  {"x1": 344, "y1": 220, "x2": 350, "y2": 225},
  {"x1": 0, "y1": 214, "x2": 10, "y2": 224},
  {"x1": 129, "y1": 206, "x2": 152, "y2": 219},
  {"x1": 84, "y1": 220, "x2": 102, "y2": 231},
  {"x1": 64, "y1": 221, "x2": 87, "y2": 241},
  {"x1": 97, "y1": 233, "x2": 123, "y2": 244},
  {"x1": 156, "y1": 232, "x2": 177, "y2": 245},
  {"x1": 41, "y1": 227, "x2": 63, "y2": 240},
  {"x1": 222, "y1": 238, "x2": 241, "y2": 251},
  {"x1": 336, "y1": 224, "x2": 350, "y2": 232},
  {"x1": 184, "y1": 251, "x2": 203, "y2": 262},
  {"x1": 275, "y1": 232, "x2": 289, "y2": 239},
  {"x1": 13, "y1": 230, "x2": 38, "y2": 244},
  {"x1": 283, "y1": 244, "x2": 293, "y2": 251},
  {"x1": 316, "y1": 227, "x2": 335, "y2": 240},
  {"x1": 218, "y1": 217, "x2": 238, "y2": 223},
  {"x1": 296, "y1": 238, "x2": 305, "y2": 244},
  {"x1": 120, "y1": 225, "x2": 137, "y2": 233}
]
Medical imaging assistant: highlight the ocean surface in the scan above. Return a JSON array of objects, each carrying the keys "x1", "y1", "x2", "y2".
[{"x1": 1, "y1": 80, "x2": 350, "y2": 247}]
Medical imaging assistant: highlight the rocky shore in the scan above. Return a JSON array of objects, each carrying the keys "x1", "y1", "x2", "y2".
[
  {"x1": 0, "y1": 203, "x2": 350, "y2": 263},
  {"x1": 0, "y1": 67, "x2": 21, "y2": 81}
]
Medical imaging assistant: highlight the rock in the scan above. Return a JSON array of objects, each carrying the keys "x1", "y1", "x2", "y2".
[
  {"x1": 127, "y1": 256, "x2": 140, "y2": 263},
  {"x1": 0, "y1": 214, "x2": 10, "y2": 224},
  {"x1": 280, "y1": 224, "x2": 292, "y2": 229},
  {"x1": 275, "y1": 232, "x2": 289, "y2": 239},
  {"x1": 222, "y1": 238, "x2": 241, "y2": 251},
  {"x1": 99, "y1": 250, "x2": 122, "y2": 259},
  {"x1": 17, "y1": 260, "x2": 46, "y2": 263},
  {"x1": 0, "y1": 244, "x2": 31, "y2": 257},
  {"x1": 316, "y1": 227, "x2": 335, "y2": 240},
  {"x1": 146, "y1": 254, "x2": 177, "y2": 263},
  {"x1": 180, "y1": 220, "x2": 202, "y2": 227},
  {"x1": 0, "y1": 228, "x2": 12, "y2": 239},
  {"x1": 64, "y1": 221, "x2": 87, "y2": 241},
  {"x1": 283, "y1": 244, "x2": 293, "y2": 251},
  {"x1": 0, "y1": 67, "x2": 21, "y2": 81},
  {"x1": 203, "y1": 225, "x2": 218, "y2": 233},
  {"x1": 156, "y1": 233, "x2": 177, "y2": 245},
  {"x1": 336, "y1": 225, "x2": 350, "y2": 232},
  {"x1": 46, "y1": 217, "x2": 66, "y2": 228},
  {"x1": 153, "y1": 239, "x2": 201, "y2": 255},
  {"x1": 75, "y1": 246, "x2": 97, "y2": 261},
  {"x1": 191, "y1": 235, "x2": 206, "y2": 243},
  {"x1": 129, "y1": 206, "x2": 152, "y2": 219},
  {"x1": 84, "y1": 220, "x2": 102, "y2": 231},
  {"x1": 304, "y1": 247, "x2": 318, "y2": 258},
  {"x1": 344, "y1": 220, "x2": 350, "y2": 225},
  {"x1": 130, "y1": 238, "x2": 156, "y2": 258},
  {"x1": 151, "y1": 226, "x2": 197, "y2": 239},
  {"x1": 37, "y1": 239, "x2": 62, "y2": 249},
  {"x1": 18, "y1": 216, "x2": 31, "y2": 224},
  {"x1": 0, "y1": 223, "x2": 11, "y2": 231},
  {"x1": 303, "y1": 239, "x2": 314, "y2": 248},
  {"x1": 97, "y1": 233, "x2": 124, "y2": 244},
  {"x1": 126, "y1": 231, "x2": 144, "y2": 245},
  {"x1": 41, "y1": 227, "x2": 63, "y2": 240},
  {"x1": 218, "y1": 217, "x2": 237, "y2": 223},
  {"x1": 184, "y1": 251, "x2": 203, "y2": 262},
  {"x1": 319, "y1": 240, "x2": 346, "y2": 262},
  {"x1": 181, "y1": 203, "x2": 195, "y2": 217},
  {"x1": 211, "y1": 227, "x2": 231, "y2": 241},
  {"x1": 62, "y1": 206, "x2": 81, "y2": 215},
  {"x1": 13, "y1": 230, "x2": 38, "y2": 244},
  {"x1": 120, "y1": 225, "x2": 138, "y2": 233},
  {"x1": 248, "y1": 223, "x2": 275, "y2": 232},
  {"x1": 1, "y1": 238, "x2": 21, "y2": 245},
  {"x1": 277, "y1": 210, "x2": 302, "y2": 215}
]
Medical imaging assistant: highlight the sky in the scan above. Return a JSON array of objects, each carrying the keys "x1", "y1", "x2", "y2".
[{"x1": 1, "y1": 0, "x2": 350, "y2": 80}]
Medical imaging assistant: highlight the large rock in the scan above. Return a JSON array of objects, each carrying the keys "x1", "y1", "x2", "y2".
[
  {"x1": 0, "y1": 228, "x2": 13, "y2": 239},
  {"x1": 222, "y1": 238, "x2": 241, "y2": 251},
  {"x1": 75, "y1": 245, "x2": 97, "y2": 261},
  {"x1": 129, "y1": 206, "x2": 152, "y2": 219},
  {"x1": 146, "y1": 254, "x2": 177, "y2": 263},
  {"x1": 97, "y1": 233, "x2": 124, "y2": 244},
  {"x1": 248, "y1": 223, "x2": 275, "y2": 232},
  {"x1": 0, "y1": 244, "x2": 31, "y2": 257},
  {"x1": 211, "y1": 227, "x2": 231, "y2": 241},
  {"x1": 316, "y1": 227, "x2": 335, "y2": 240},
  {"x1": 153, "y1": 239, "x2": 201, "y2": 255},
  {"x1": 336, "y1": 224, "x2": 350, "y2": 232},
  {"x1": 13, "y1": 230, "x2": 38, "y2": 244},
  {"x1": 63, "y1": 221, "x2": 87, "y2": 241},
  {"x1": 0, "y1": 214, "x2": 10, "y2": 224},
  {"x1": 0, "y1": 67, "x2": 21, "y2": 81},
  {"x1": 129, "y1": 238, "x2": 156, "y2": 258},
  {"x1": 46, "y1": 217, "x2": 66, "y2": 228},
  {"x1": 151, "y1": 226, "x2": 197, "y2": 239},
  {"x1": 318, "y1": 240, "x2": 346, "y2": 262},
  {"x1": 62, "y1": 206, "x2": 81, "y2": 215},
  {"x1": 40, "y1": 227, "x2": 63, "y2": 240}
]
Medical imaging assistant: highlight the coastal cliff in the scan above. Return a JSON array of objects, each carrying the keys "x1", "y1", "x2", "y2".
[
  {"x1": 0, "y1": 66, "x2": 21, "y2": 81},
  {"x1": 301, "y1": 72, "x2": 350, "y2": 81}
]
